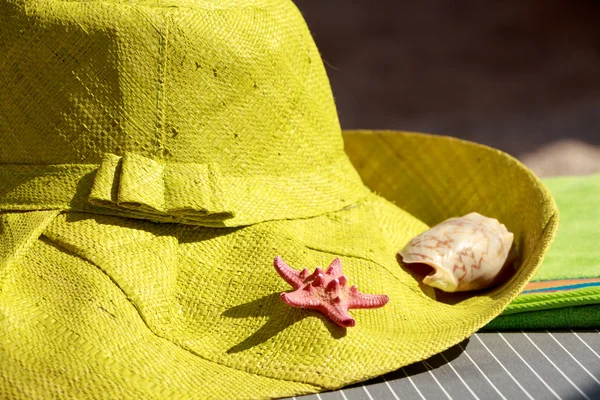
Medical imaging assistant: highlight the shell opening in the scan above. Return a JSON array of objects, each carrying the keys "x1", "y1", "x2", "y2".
[
  {"x1": 405, "y1": 262, "x2": 436, "y2": 279},
  {"x1": 415, "y1": 262, "x2": 459, "y2": 292}
]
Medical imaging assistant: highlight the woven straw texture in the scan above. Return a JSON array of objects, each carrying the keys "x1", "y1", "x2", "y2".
[
  {"x1": 0, "y1": 0, "x2": 366, "y2": 226},
  {"x1": 0, "y1": 0, "x2": 558, "y2": 399}
]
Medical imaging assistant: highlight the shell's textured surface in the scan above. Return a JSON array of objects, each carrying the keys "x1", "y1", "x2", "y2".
[{"x1": 399, "y1": 212, "x2": 514, "y2": 292}]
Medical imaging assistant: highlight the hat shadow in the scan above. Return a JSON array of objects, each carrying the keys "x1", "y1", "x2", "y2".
[
  {"x1": 63, "y1": 208, "x2": 241, "y2": 243},
  {"x1": 344, "y1": 337, "x2": 470, "y2": 390},
  {"x1": 223, "y1": 292, "x2": 347, "y2": 354}
]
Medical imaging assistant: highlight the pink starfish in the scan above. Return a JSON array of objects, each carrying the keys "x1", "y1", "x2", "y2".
[{"x1": 274, "y1": 256, "x2": 389, "y2": 328}]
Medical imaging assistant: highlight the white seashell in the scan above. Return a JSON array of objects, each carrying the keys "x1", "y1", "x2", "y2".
[{"x1": 399, "y1": 212, "x2": 514, "y2": 292}]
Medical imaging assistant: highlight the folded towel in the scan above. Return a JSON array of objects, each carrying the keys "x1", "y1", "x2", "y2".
[{"x1": 485, "y1": 174, "x2": 600, "y2": 330}]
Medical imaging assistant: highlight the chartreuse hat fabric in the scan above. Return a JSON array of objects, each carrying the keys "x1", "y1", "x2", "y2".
[{"x1": 0, "y1": 1, "x2": 557, "y2": 399}]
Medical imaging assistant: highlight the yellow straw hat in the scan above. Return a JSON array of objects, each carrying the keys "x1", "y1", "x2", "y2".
[{"x1": 0, "y1": 0, "x2": 557, "y2": 398}]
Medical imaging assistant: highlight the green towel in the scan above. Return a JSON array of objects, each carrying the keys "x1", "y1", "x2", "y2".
[{"x1": 485, "y1": 174, "x2": 600, "y2": 330}]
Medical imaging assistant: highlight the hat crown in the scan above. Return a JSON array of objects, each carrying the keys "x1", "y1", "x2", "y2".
[{"x1": 0, "y1": 0, "x2": 343, "y2": 177}]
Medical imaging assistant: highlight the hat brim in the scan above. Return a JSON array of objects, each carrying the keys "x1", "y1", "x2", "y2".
[{"x1": 0, "y1": 131, "x2": 558, "y2": 399}]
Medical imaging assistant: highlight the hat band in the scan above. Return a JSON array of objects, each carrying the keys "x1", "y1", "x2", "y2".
[
  {"x1": 0, "y1": 152, "x2": 367, "y2": 227},
  {"x1": 88, "y1": 152, "x2": 235, "y2": 224}
]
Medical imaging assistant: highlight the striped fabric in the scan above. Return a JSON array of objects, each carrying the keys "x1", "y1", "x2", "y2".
[
  {"x1": 290, "y1": 331, "x2": 600, "y2": 400},
  {"x1": 523, "y1": 279, "x2": 600, "y2": 295}
]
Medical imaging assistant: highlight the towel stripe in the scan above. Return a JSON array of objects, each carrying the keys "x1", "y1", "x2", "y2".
[
  {"x1": 522, "y1": 282, "x2": 600, "y2": 294},
  {"x1": 524, "y1": 278, "x2": 600, "y2": 292}
]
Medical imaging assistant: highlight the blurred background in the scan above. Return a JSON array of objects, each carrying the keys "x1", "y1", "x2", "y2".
[{"x1": 293, "y1": 0, "x2": 600, "y2": 177}]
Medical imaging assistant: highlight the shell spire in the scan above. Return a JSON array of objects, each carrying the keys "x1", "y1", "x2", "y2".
[{"x1": 274, "y1": 257, "x2": 389, "y2": 328}]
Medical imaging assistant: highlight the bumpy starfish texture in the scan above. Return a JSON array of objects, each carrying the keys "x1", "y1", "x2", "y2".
[{"x1": 274, "y1": 256, "x2": 389, "y2": 328}]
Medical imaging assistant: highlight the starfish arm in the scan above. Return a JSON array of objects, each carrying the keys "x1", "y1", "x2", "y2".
[
  {"x1": 324, "y1": 258, "x2": 343, "y2": 276},
  {"x1": 274, "y1": 256, "x2": 304, "y2": 289},
  {"x1": 280, "y1": 290, "x2": 321, "y2": 308},
  {"x1": 321, "y1": 304, "x2": 356, "y2": 328},
  {"x1": 349, "y1": 293, "x2": 389, "y2": 309}
]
